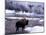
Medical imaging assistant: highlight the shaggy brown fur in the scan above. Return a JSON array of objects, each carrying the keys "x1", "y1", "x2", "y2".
[{"x1": 15, "y1": 19, "x2": 29, "y2": 32}]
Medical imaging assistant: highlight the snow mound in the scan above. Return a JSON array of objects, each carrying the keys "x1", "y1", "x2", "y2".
[{"x1": 24, "y1": 26, "x2": 44, "y2": 33}]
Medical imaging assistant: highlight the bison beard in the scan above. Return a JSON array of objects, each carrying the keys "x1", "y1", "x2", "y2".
[{"x1": 15, "y1": 19, "x2": 28, "y2": 32}]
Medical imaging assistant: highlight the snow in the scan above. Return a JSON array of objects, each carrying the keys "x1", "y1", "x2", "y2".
[
  {"x1": 5, "y1": 10, "x2": 15, "y2": 13},
  {"x1": 39, "y1": 19, "x2": 44, "y2": 22},
  {"x1": 16, "y1": 11, "x2": 35, "y2": 16},
  {"x1": 24, "y1": 26, "x2": 44, "y2": 33}
]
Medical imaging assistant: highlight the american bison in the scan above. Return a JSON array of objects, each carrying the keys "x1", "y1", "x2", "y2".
[{"x1": 15, "y1": 19, "x2": 29, "y2": 32}]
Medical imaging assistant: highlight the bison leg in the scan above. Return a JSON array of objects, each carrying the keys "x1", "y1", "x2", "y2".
[
  {"x1": 22, "y1": 26, "x2": 25, "y2": 32},
  {"x1": 16, "y1": 27, "x2": 19, "y2": 32}
]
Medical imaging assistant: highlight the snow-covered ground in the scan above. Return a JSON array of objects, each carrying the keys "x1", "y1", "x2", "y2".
[
  {"x1": 5, "y1": 17, "x2": 44, "y2": 34},
  {"x1": 8, "y1": 26, "x2": 44, "y2": 35},
  {"x1": 24, "y1": 26, "x2": 44, "y2": 33}
]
